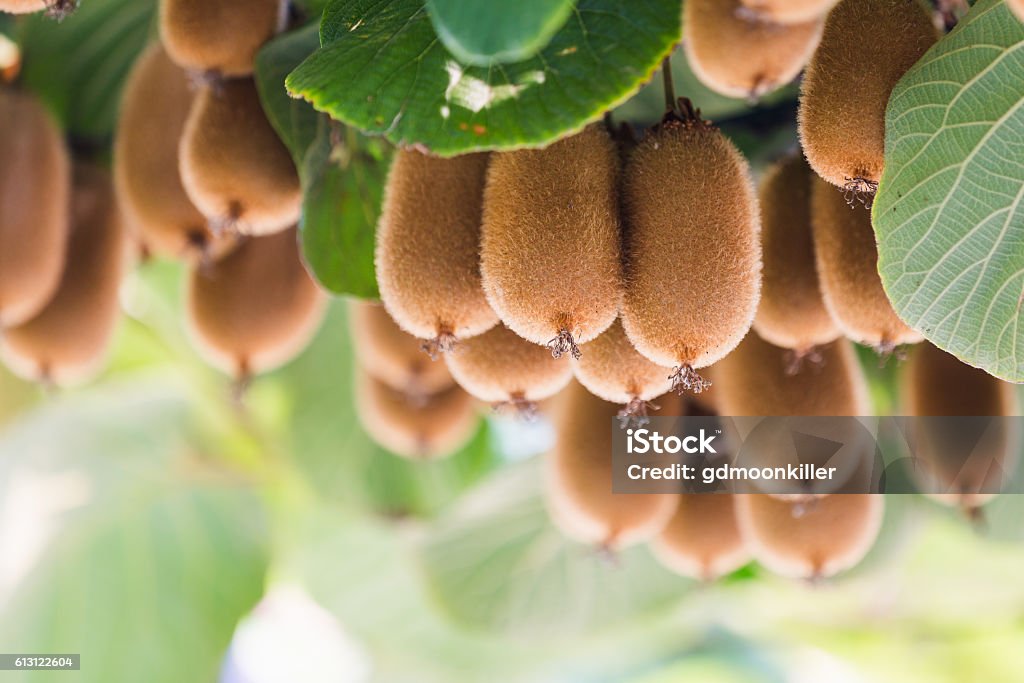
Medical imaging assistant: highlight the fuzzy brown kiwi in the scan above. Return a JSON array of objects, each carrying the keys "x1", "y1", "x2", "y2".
[
  {"x1": 903, "y1": 343, "x2": 1019, "y2": 514},
  {"x1": 572, "y1": 318, "x2": 673, "y2": 423},
  {"x1": 375, "y1": 149, "x2": 497, "y2": 356},
  {"x1": 798, "y1": 0, "x2": 937, "y2": 193},
  {"x1": 1011, "y1": 0, "x2": 1024, "y2": 23},
  {"x1": 811, "y1": 176, "x2": 923, "y2": 352},
  {"x1": 621, "y1": 108, "x2": 761, "y2": 395},
  {"x1": 684, "y1": 0, "x2": 824, "y2": 100},
  {"x1": 0, "y1": 88, "x2": 69, "y2": 328},
  {"x1": 545, "y1": 382, "x2": 678, "y2": 551},
  {"x1": 347, "y1": 300, "x2": 454, "y2": 397},
  {"x1": 355, "y1": 368, "x2": 479, "y2": 460},
  {"x1": 0, "y1": 0, "x2": 77, "y2": 18},
  {"x1": 481, "y1": 125, "x2": 621, "y2": 360},
  {"x1": 179, "y1": 79, "x2": 301, "y2": 236},
  {"x1": 444, "y1": 323, "x2": 573, "y2": 416},
  {"x1": 737, "y1": 493, "x2": 883, "y2": 580},
  {"x1": 753, "y1": 153, "x2": 839, "y2": 362},
  {"x1": 715, "y1": 332, "x2": 870, "y2": 417},
  {"x1": 185, "y1": 227, "x2": 326, "y2": 381},
  {"x1": 115, "y1": 43, "x2": 233, "y2": 263},
  {"x1": 651, "y1": 494, "x2": 751, "y2": 580},
  {"x1": 738, "y1": 0, "x2": 839, "y2": 24},
  {"x1": 1, "y1": 165, "x2": 126, "y2": 385},
  {"x1": 158, "y1": 0, "x2": 282, "y2": 78}
]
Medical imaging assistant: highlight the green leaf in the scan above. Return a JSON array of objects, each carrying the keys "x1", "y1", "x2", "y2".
[
  {"x1": 416, "y1": 461, "x2": 689, "y2": 637},
  {"x1": 287, "y1": 0, "x2": 681, "y2": 155},
  {"x1": 0, "y1": 387, "x2": 269, "y2": 683},
  {"x1": 425, "y1": 0, "x2": 575, "y2": 66},
  {"x1": 255, "y1": 22, "x2": 323, "y2": 169},
  {"x1": 299, "y1": 124, "x2": 391, "y2": 298},
  {"x1": 875, "y1": 0, "x2": 1024, "y2": 381},
  {"x1": 18, "y1": 0, "x2": 155, "y2": 140}
]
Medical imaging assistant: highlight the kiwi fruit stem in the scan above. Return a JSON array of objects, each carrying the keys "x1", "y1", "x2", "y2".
[{"x1": 669, "y1": 364, "x2": 712, "y2": 395}]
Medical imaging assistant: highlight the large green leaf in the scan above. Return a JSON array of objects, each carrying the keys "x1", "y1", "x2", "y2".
[
  {"x1": 416, "y1": 460, "x2": 689, "y2": 637},
  {"x1": 18, "y1": 0, "x2": 155, "y2": 140},
  {"x1": 425, "y1": 0, "x2": 575, "y2": 66},
  {"x1": 875, "y1": 0, "x2": 1024, "y2": 382},
  {"x1": 0, "y1": 386, "x2": 269, "y2": 683},
  {"x1": 287, "y1": 0, "x2": 681, "y2": 155}
]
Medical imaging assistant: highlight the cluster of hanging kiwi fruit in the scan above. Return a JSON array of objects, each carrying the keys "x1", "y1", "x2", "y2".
[{"x1": 4, "y1": 0, "x2": 1020, "y2": 582}]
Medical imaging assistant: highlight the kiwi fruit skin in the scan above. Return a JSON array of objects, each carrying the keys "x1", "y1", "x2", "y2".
[
  {"x1": 798, "y1": 0, "x2": 938, "y2": 189},
  {"x1": 443, "y1": 323, "x2": 573, "y2": 407},
  {"x1": 737, "y1": 493, "x2": 884, "y2": 579},
  {"x1": 716, "y1": 332, "x2": 870, "y2": 417},
  {"x1": 903, "y1": 343, "x2": 1019, "y2": 509},
  {"x1": 0, "y1": 1, "x2": 50, "y2": 14},
  {"x1": 545, "y1": 382, "x2": 679, "y2": 550},
  {"x1": 158, "y1": 0, "x2": 281, "y2": 78},
  {"x1": 347, "y1": 300, "x2": 454, "y2": 396},
  {"x1": 185, "y1": 227, "x2": 326, "y2": 378},
  {"x1": 1, "y1": 165, "x2": 127, "y2": 385},
  {"x1": 1011, "y1": 0, "x2": 1024, "y2": 23},
  {"x1": 355, "y1": 368, "x2": 479, "y2": 460},
  {"x1": 481, "y1": 126, "x2": 621, "y2": 355},
  {"x1": 652, "y1": 494, "x2": 751, "y2": 580},
  {"x1": 0, "y1": 89, "x2": 69, "y2": 328},
  {"x1": 115, "y1": 43, "x2": 233, "y2": 262},
  {"x1": 621, "y1": 120, "x2": 761, "y2": 381},
  {"x1": 179, "y1": 79, "x2": 301, "y2": 236},
  {"x1": 572, "y1": 318, "x2": 672, "y2": 405},
  {"x1": 811, "y1": 177, "x2": 923, "y2": 350},
  {"x1": 739, "y1": 0, "x2": 839, "y2": 24},
  {"x1": 685, "y1": 0, "x2": 824, "y2": 100},
  {"x1": 754, "y1": 154, "x2": 839, "y2": 354},
  {"x1": 375, "y1": 149, "x2": 497, "y2": 350}
]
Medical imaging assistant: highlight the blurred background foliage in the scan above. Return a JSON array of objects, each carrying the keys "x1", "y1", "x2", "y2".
[{"x1": 2, "y1": 0, "x2": 1024, "y2": 682}]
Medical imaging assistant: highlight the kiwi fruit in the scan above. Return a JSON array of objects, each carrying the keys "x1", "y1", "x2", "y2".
[
  {"x1": 651, "y1": 494, "x2": 751, "y2": 580},
  {"x1": 798, "y1": 0, "x2": 937, "y2": 194},
  {"x1": 621, "y1": 108, "x2": 761, "y2": 394},
  {"x1": 572, "y1": 318, "x2": 673, "y2": 422},
  {"x1": 903, "y1": 343, "x2": 1019, "y2": 513},
  {"x1": 0, "y1": 0, "x2": 76, "y2": 18},
  {"x1": 158, "y1": 0, "x2": 282, "y2": 78},
  {"x1": 715, "y1": 332, "x2": 869, "y2": 417},
  {"x1": 185, "y1": 227, "x2": 326, "y2": 380},
  {"x1": 738, "y1": 0, "x2": 839, "y2": 24},
  {"x1": 1011, "y1": 0, "x2": 1024, "y2": 23},
  {"x1": 545, "y1": 381, "x2": 679, "y2": 550},
  {"x1": 115, "y1": 43, "x2": 232, "y2": 262},
  {"x1": 375, "y1": 149, "x2": 497, "y2": 355},
  {"x1": 347, "y1": 300, "x2": 454, "y2": 397},
  {"x1": 1, "y1": 165, "x2": 126, "y2": 385},
  {"x1": 811, "y1": 176, "x2": 923, "y2": 352},
  {"x1": 355, "y1": 368, "x2": 479, "y2": 460},
  {"x1": 444, "y1": 323, "x2": 573, "y2": 416},
  {"x1": 737, "y1": 493, "x2": 884, "y2": 580},
  {"x1": 179, "y1": 79, "x2": 301, "y2": 236},
  {"x1": 0, "y1": 88, "x2": 69, "y2": 328},
  {"x1": 753, "y1": 154, "x2": 839, "y2": 362},
  {"x1": 684, "y1": 0, "x2": 824, "y2": 100},
  {"x1": 481, "y1": 125, "x2": 621, "y2": 359}
]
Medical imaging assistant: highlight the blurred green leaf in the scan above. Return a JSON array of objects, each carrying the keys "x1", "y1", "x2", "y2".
[
  {"x1": 425, "y1": 0, "x2": 575, "y2": 66},
  {"x1": 0, "y1": 387, "x2": 269, "y2": 683},
  {"x1": 281, "y1": 303, "x2": 499, "y2": 516},
  {"x1": 287, "y1": 0, "x2": 682, "y2": 155},
  {"x1": 18, "y1": 0, "x2": 155, "y2": 139},
  {"x1": 255, "y1": 23, "x2": 390, "y2": 298},
  {"x1": 416, "y1": 460, "x2": 690, "y2": 637},
  {"x1": 875, "y1": 0, "x2": 1024, "y2": 382}
]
